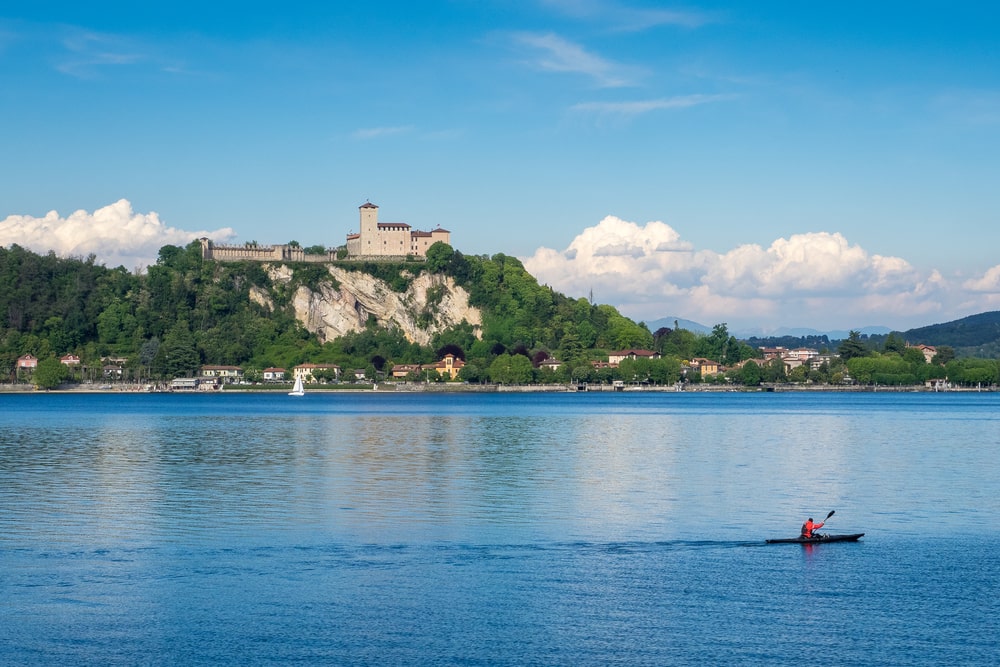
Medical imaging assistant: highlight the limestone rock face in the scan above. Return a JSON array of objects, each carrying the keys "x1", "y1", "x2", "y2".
[{"x1": 249, "y1": 265, "x2": 482, "y2": 346}]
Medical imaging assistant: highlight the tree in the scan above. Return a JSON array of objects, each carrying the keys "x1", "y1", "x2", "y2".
[
  {"x1": 787, "y1": 365, "x2": 809, "y2": 383},
  {"x1": 763, "y1": 358, "x2": 787, "y2": 382},
  {"x1": 34, "y1": 357, "x2": 68, "y2": 389},
  {"x1": 153, "y1": 320, "x2": 201, "y2": 379},
  {"x1": 488, "y1": 354, "x2": 534, "y2": 384},
  {"x1": 425, "y1": 242, "x2": 455, "y2": 273},
  {"x1": 139, "y1": 337, "x2": 161, "y2": 368},
  {"x1": 557, "y1": 332, "x2": 583, "y2": 363},
  {"x1": 435, "y1": 343, "x2": 465, "y2": 361},
  {"x1": 837, "y1": 331, "x2": 869, "y2": 361},
  {"x1": 603, "y1": 310, "x2": 654, "y2": 349},
  {"x1": 648, "y1": 357, "x2": 682, "y2": 385},
  {"x1": 882, "y1": 332, "x2": 906, "y2": 355},
  {"x1": 902, "y1": 347, "x2": 926, "y2": 365},
  {"x1": 932, "y1": 346, "x2": 955, "y2": 365},
  {"x1": 659, "y1": 327, "x2": 697, "y2": 360},
  {"x1": 458, "y1": 359, "x2": 487, "y2": 383},
  {"x1": 740, "y1": 360, "x2": 762, "y2": 386}
]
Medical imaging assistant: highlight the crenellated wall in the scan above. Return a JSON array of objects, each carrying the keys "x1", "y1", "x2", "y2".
[{"x1": 200, "y1": 238, "x2": 338, "y2": 263}]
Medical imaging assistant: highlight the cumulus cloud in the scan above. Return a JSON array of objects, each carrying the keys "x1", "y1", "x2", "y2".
[
  {"x1": 963, "y1": 264, "x2": 1000, "y2": 292},
  {"x1": 0, "y1": 199, "x2": 236, "y2": 270},
  {"x1": 522, "y1": 215, "x2": 991, "y2": 332}
]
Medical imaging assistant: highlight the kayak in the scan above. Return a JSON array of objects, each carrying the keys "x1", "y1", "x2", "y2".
[{"x1": 766, "y1": 533, "x2": 865, "y2": 544}]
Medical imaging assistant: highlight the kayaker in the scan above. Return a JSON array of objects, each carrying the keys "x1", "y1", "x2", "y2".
[{"x1": 801, "y1": 517, "x2": 824, "y2": 538}]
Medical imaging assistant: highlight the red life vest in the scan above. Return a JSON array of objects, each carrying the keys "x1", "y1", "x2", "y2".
[{"x1": 801, "y1": 520, "x2": 823, "y2": 537}]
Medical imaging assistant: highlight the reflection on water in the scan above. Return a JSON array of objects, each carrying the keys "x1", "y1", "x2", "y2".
[{"x1": 2, "y1": 392, "x2": 998, "y2": 546}]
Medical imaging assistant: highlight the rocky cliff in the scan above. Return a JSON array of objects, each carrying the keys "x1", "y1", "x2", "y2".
[{"x1": 249, "y1": 265, "x2": 482, "y2": 346}]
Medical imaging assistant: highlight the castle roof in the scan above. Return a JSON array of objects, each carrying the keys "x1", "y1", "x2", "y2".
[{"x1": 360, "y1": 201, "x2": 378, "y2": 209}]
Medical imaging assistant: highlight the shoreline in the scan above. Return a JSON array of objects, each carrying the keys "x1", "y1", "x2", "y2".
[{"x1": 1, "y1": 382, "x2": 994, "y2": 394}]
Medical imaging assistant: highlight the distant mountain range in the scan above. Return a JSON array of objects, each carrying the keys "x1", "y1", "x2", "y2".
[
  {"x1": 644, "y1": 316, "x2": 891, "y2": 340},
  {"x1": 646, "y1": 311, "x2": 1000, "y2": 357},
  {"x1": 643, "y1": 317, "x2": 713, "y2": 335}
]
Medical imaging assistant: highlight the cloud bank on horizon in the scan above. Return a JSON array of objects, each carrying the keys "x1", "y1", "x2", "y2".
[
  {"x1": 522, "y1": 215, "x2": 1000, "y2": 333},
  {"x1": 0, "y1": 200, "x2": 235, "y2": 271}
]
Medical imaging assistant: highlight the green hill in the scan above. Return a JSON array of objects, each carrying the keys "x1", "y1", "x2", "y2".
[
  {"x1": 0, "y1": 241, "x2": 673, "y2": 385},
  {"x1": 903, "y1": 311, "x2": 1000, "y2": 358}
]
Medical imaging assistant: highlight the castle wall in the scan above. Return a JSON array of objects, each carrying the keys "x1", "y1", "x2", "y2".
[
  {"x1": 200, "y1": 239, "x2": 337, "y2": 263},
  {"x1": 200, "y1": 201, "x2": 451, "y2": 265}
]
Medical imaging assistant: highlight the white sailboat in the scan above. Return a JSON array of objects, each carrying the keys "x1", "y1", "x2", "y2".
[{"x1": 288, "y1": 376, "x2": 305, "y2": 396}]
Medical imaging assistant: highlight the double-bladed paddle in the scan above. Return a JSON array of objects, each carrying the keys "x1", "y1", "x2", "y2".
[{"x1": 817, "y1": 510, "x2": 835, "y2": 535}]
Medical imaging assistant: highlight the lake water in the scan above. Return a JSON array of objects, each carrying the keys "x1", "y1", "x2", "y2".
[{"x1": 1, "y1": 391, "x2": 998, "y2": 665}]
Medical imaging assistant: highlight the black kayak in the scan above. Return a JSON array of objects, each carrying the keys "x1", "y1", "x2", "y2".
[{"x1": 766, "y1": 533, "x2": 865, "y2": 544}]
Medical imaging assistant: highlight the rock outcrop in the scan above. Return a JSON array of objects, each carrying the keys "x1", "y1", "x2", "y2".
[{"x1": 249, "y1": 265, "x2": 482, "y2": 346}]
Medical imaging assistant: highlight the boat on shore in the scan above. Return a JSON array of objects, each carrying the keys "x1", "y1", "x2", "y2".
[{"x1": 766, "y1": 533, "x2": 865, "y2": 544}]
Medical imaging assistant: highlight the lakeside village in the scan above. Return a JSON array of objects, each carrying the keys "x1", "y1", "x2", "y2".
[
  {"x1": 11, "y1": 339, "x2": 959, "y2": 394},
  {"x1": 4, "y1": 201, "x2": 982, "y2": 393}
]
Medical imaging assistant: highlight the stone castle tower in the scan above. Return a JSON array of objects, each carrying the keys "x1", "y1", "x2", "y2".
[
  {"x1": 345, "y1": 201, "x2": 450, "y2": 258},
  {"x1": 359, "y1": 201, "x2": 379, "y2": 239}
]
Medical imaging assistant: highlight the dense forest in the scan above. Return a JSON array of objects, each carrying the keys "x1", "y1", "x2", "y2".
[
  {"x1": 0, "y1": 241, "x2": 756, "y2": 387},
  {"x1": 2, "y1": 242, "x2": 998, "y2": 388},
  {"x1": 748, "y1": 312, "x2": 1000, "y2": 360}
]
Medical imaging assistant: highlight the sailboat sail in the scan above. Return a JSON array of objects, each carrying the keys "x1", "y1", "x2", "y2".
[{"x1": 289, "y1": 376, "x2": 305, "y2": 396}]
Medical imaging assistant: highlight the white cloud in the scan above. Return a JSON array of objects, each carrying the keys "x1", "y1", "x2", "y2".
[
  {"x1": 352, "y1": 126, "x2": 413, "y2": 140},
  {"x1": 512, "y1": 32, "x2": 636, "y2": 87},
  {"x1": 572, "y1": 94, "x2": 734, "y2": 119},
  {"x1": 703, "y1": 232, "x2": 918, "y2": 297},
  {"x1": 0, "y1": 199, "x2": 235, "y2": 270},
  {"x1": 522, "y1": 215, "x2": 989, "y2": 332},
  {"x1": 963, "y1": 264, "x2": 1000, "y2": 292},
  {"x1": 55, "y1": 28, "x2": 148, "y2": 79},
  {"x1": 541, "y1": 0, "x2": 713, "y2": 31}
]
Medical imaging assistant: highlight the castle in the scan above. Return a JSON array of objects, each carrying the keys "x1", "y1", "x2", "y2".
[
  {"x1": 345, "y1": 202, "x2": 450, "y2": 258},
  {"x1": 201, "y1": 201, "x2": 451, "y2": 263}
]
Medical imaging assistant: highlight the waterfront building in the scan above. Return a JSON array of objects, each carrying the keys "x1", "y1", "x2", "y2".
[
  {"x1": 390, "y1": 354, "x2": 465, "y2": 381},
  {"x1": 262, "y1": 368, "x2": 287, "y2": 383},
  {"x1": 607, "y1": 349, "x2": 661, "y2": 364},
  {"x1": 200, "y1": 365, "x2": 244, "y2": 384},
  {"x1": 293, "y1": 363, "x2": 342, "y2": 383}
]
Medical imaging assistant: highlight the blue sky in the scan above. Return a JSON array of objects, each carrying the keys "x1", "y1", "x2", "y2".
[{"x1": 3, "y1": 1, "x2": 1000, "y2": 333}]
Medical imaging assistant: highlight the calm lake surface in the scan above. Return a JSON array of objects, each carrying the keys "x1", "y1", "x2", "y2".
[{"x1": 2, "y1": 391, "x2": 998, "y2": 665}]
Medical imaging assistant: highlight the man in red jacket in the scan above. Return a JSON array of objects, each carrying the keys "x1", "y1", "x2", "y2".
[{"x1": 801, "y1": 517, "x2": 824, "y2": 538}]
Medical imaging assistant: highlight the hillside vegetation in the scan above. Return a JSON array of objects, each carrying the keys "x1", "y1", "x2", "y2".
[
  {"x1": 902, "y1": 311, "x2": 1000, "y2": 358},
  {"x1": 3, "y1": 241, "x2": 997, "y2": 388},
  {"x1": 0, "y1": 241, "x2": 700, "y2": 385}
]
